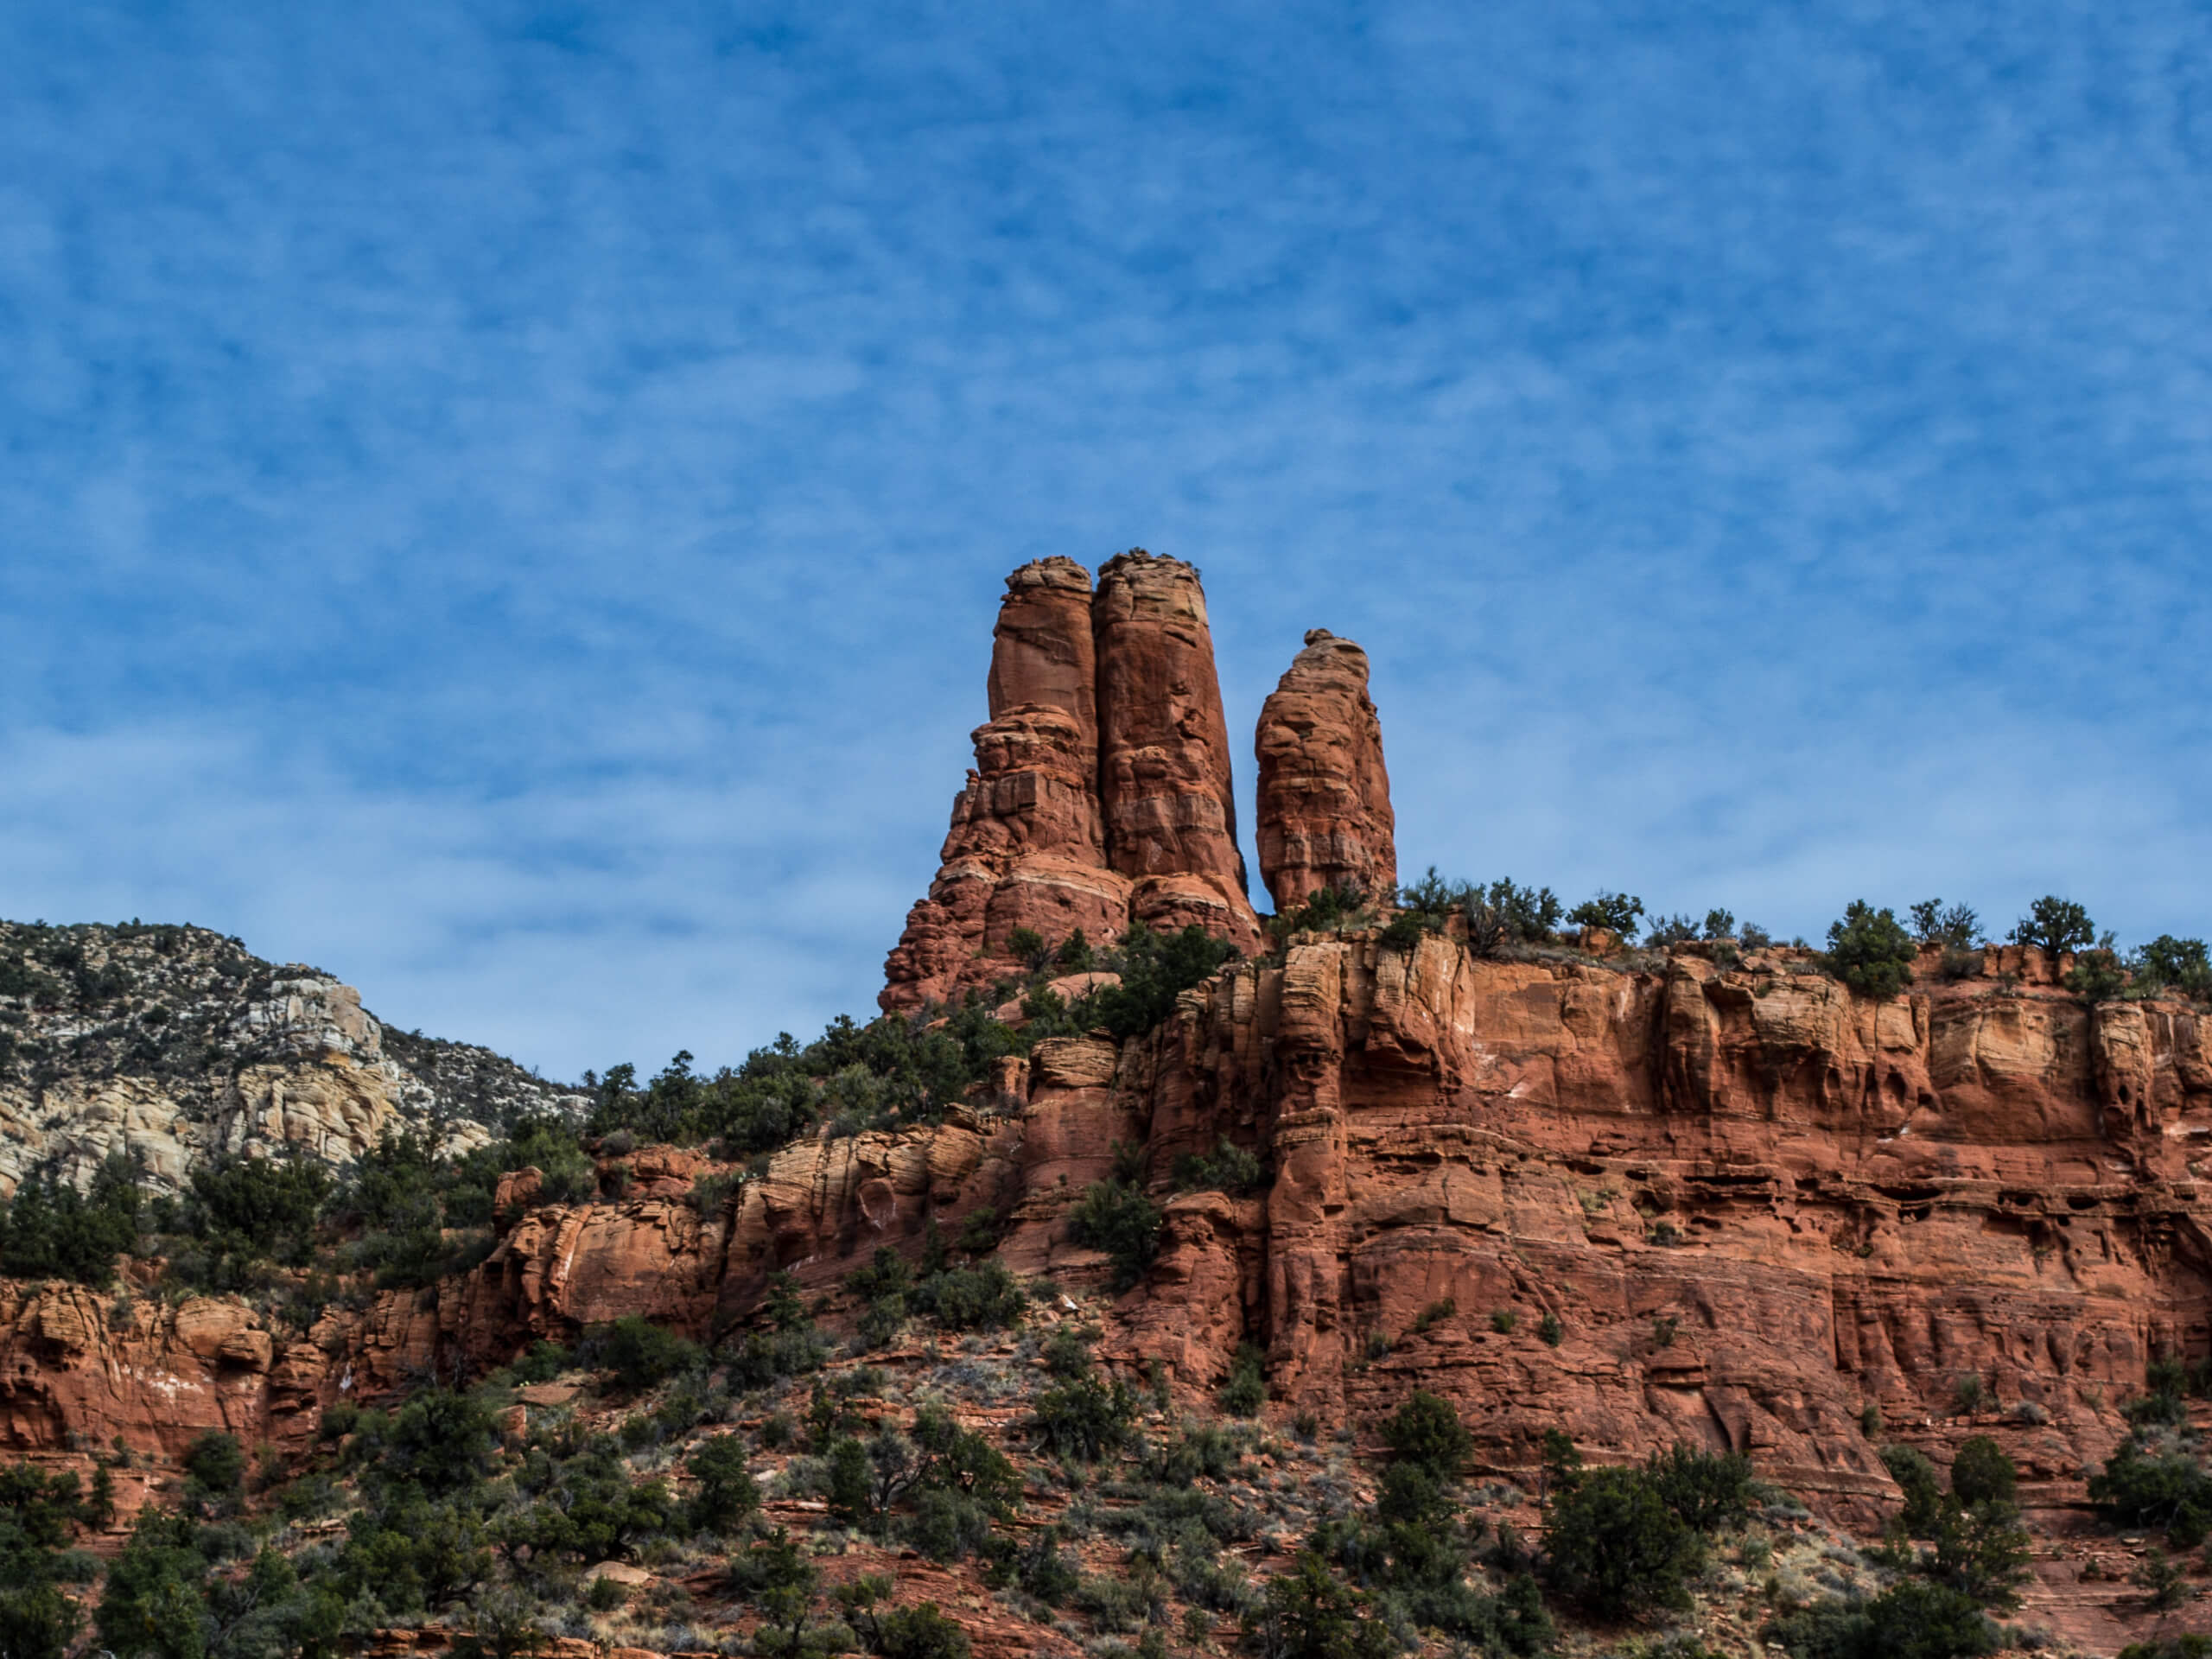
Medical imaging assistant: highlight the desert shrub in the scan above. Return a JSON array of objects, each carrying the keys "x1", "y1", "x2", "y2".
[
  {"x1": 1538, "y1": 1311, "x2": 1563, "y2": 1346},
  {"x1": 1270, "y1": 884, "x2": 1373, "y2": 947},
  {"x1": 1043, "y1": 1325, "x2": 1092, "y2": 1378},
  {"x1": 1910, "y1": 900, "x2": 1981, "y2": 950},
  {"x1": 1031, "y1": 1371, "x2": 1139, "y2": 1461},
  {"x1": 1490, "y1": 1308, "x2": 1516, "y2": 1333},
  {"x1": 1645, "y1": 1442, "x2": 1755, "y2": 1533},
  {"x1": 1068, "y1": 1178, "x2": 1162, "y2": 1290},
  {"x1": 1378, "y1": 912, "x2": 1429, "y2": 950},
  {"x1": 1764, "y1": 1578, "x2": 1999, "y2": 1659},
  {"x1": 1173, "y1": 1138, "x2": 1266, "y2": 1195},
  {"x1": 0, "y1": 1581, "x2": 80, "y2": 1659},
  {"x1": 583, "y1": 1315, "x2": 702, "y2": 1393},
  {"x1": 0, "y1": 1152, "x2": 143, "y2": 1286},
  {"x1": 2089, "y1": 1435, "x2": 2212, "y2": 1543},
  {"x1": 1925, "y1": 1494, "x2": 2032, "y2": 1605},
  {"x1": 1567, "y1": 890, "x2": 1643, "y2": 939},
  {"x1": 1006, "y1": 927, "x2": 1048, "y2": 969},
  {"x1": 872, "y1": 1602, "x2": 972, "y2": 1659},
  {"x1": 1091, "y1": 925, "x2": 1241, "y2": 1039},
  {"x1": 1148, "y1": 1421, "x2": 1246, "y2": 1484},
  {"x1": 2065, "y1": 950, "x2": 2129, "y2": 1002},
  {"x1": 911, "y1": 1262, "x2": 1026, "y2": 1331},
  {"x1": 1244, "y1": 1552, "x2": 1395, "y2": 1659},
  {"x1": 2135, "y1": 936, "x2": 2212, "y2": 1000},
  {"x1": 377, "y1": 1388, "x2": 501, "y2": 1497},
  {"x1": 1949, "y1": 1437, "x2": 2016, "y2": 1507},
  {"x1": 1412, "y1": 1297, "x2": 1455, "y2": 1334},
  {"x1": 683, "y1": 1434, "x2": 759, "y2": 1534},
  {"x1": 178, "y1": 1154, "x2": 329, "y2": 1268},
  {"x1": 2133, "y1": 1548, "x2": 2190, "y2": 1611},
  {"x1": 1219, "y1": 1344, "x2": 1267, "y2": 1418},
  {"x1": 1379, "y1": 1391, "x2": 1473, "y2": 1482},
  {"x1": 1882, "y1": 1443, "x2": 1944, "y2": 1536},
  {"x1": 181, "y1": 1432, "x2": 245, "y2": 1514},
  {"x1": 1645, "y1": 912, "x2": 1700, "y2": 948},
  {"x1": 1825, "y1": 902, "x2": 1916, "y2": 997},
  {"x1": 1459, "y1": 878, "x2": 1563, "y2": 957},
  {"x1": 2011, "y1": 896, "x2": 2099, "y2": 958},
  {"x1": 1543, "y1": 1463, "x2": 1703, "y2": 1618}
]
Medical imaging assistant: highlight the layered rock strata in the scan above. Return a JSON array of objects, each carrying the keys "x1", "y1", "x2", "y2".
[
  {"x1": 1254, "y1": 629, "x2": 1396, "y2": 909},
  {"x1": 27, "y1": 937, "x2": 2210, "y2": 1560},
  {"x1": 882, "y1": 552, "x2": 1264, "y2": 1012}
]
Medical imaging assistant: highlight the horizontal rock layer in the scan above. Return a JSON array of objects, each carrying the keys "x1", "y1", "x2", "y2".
[{"x1": 14, "y1": 937, "x2": 2206, "y2": 1559}]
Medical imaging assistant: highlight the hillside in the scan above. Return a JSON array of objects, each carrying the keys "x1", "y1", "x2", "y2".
[{"x1": 0, "y1": 918, "x2": 583, "y2": 1195}]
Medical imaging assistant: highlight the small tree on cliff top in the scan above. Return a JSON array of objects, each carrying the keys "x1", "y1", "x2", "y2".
[
  {"x1": 2010, "y1": 896, "x2": 2099, "y2": 958},
  {"x1": 1826, "y1": 901, "x2": 1916, "y2": 998}
]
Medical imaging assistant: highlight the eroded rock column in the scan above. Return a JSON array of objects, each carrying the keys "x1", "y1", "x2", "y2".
[
  {"x1": 1092, "y1": 551, "x2": 1262, "y2": 950},
  {"x1": 1255, "y1": 629, "x2": 1396, "y2": 911},
  {"x1": 881, "y1": 562, "x2": 1133, "y2": 1013}
]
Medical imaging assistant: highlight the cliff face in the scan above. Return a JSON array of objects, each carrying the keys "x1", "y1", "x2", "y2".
[
  {"x1": 40, "y1": 931, "x2": 2209, "y2": 1548},
  {"x1": 0, "y1": 921, "x2": 581, "y2": 1196},
  {"x1": 1097, "y1": 938, "x2": 2212, "y2": 1522}
]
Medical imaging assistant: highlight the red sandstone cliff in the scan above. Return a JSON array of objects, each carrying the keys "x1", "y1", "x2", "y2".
[{"x1": 29, "y1": 938, "x2": 2208, "y2": 1548}]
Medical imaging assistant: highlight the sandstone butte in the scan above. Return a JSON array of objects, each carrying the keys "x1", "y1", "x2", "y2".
[{"x1": 4, "y1": 556, "x2": 2210, "y2": 1653}]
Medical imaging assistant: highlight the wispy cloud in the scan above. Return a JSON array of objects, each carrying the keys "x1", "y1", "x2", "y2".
[{"x1": 3, "y1": 2, "x2": 2209, "y2": 1075}]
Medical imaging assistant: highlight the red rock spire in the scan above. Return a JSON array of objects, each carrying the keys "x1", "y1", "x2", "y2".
[{"x1": 1255, "y1": 628, "x2": 1396, "y2": 910}]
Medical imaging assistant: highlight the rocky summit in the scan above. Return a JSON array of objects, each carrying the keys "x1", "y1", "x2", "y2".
[{"x1": 1, "y1": 556, "x2": 2206, "y2": 1659}]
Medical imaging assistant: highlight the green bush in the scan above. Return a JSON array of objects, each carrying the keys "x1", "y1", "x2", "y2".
[
  {"x1": 683, "y1": 1433, "x2": 759, "y2": 1534},
  {"x1": 1644, "y1": 1442, "x2": 1754, "y2": 1532},
  {"x1": 1881, "y1": 1443, "x2": 1944, "y2": 1536},
  {"x1": 1948, "y1": 1436, "x2": 2015, "y2": 1507},
  {"x1": 1567, "y1": 891, "x2": 1643, "y2": 939},
  {"x1": 873, "y1": 1602, "x2": 973, "y2": 1659},
  {"x1": 1090, "y1": 925, "x2": 1241, "y2": 1039},
  {"x1": 1542, "y1": 1465, "x2": 1704, "y2": 1618},
  {"x1": 2136, "y1": 936, "x2": 2212, "y2": 999},
  {"x1": 181, "y1": 1432, "x2": 245, "y2": 1514},
  {"x1": 584, "y1": 1315, "x2": 702, "y2": 1393},
  {"x1": 1031, "y1": 1371, "x2": 1138, "y2": 1461},
  {"x1": 1269, "y1": 884, "x2": 1373, "y2": 948},
  {"x1": 1068, "y1": 1178, "x2": 1162, "y2": 1290},
  {"x1": 912, "y1": 1262, "x2": 1026, "y2": 1331},
  {"x1": 1825, "y1": 901, "x2": 1916, "y2": 997},
  {"x1": 1244, "y1": 1552, "x2": 1395, "y2": 1659},
  {"x1": 2011, "y1": 896, "x2": 2098, "y2": 958},
  {"x1": 2088, "y1": 1435, "x2": 2212, "y2": 1543},
  {"x1": 1764, "y1": 1579, "x2": 1998, "y2": 1659},
  {"x1": 1925, "y1": 1495, "x2": 2031, "y2": 1605},
  {"x1": 1173, "y1": 1138, "x2": 1266, "y2": 1195},
  {"x1": 1910, "y1": 899, "x2": 1980, "y2": 950},
  {"x1": 1219, "y1": 1345, "x2": 1267, "y2": 1418},
  {"x1": 2064, "y1": 949, "x2": 2130, "y2": 1002},
  {"x1": 0, "y1": 1153, "x2": 143, "y2": 1286},
  {"x1": 1379, "y1": 1391, "x2": 1473, "y2": 1482}
]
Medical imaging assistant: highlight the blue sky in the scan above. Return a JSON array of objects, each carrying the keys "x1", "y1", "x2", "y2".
[{"x1": 5, "y1": 2, "x2": 2209, "y2": 1081}]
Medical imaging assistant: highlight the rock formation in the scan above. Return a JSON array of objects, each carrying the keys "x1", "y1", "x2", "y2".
[
  {"x1": 882, "y1": 551, "x2": 1265, "y2": 1011},
  {"x1": 0, "y1": 921, "x2": 581, "y2": 1195},
  {"x1": 1091, "y1": 551, "x2": 1260, "y2": 946},
  {"x1": 1255, "y1": 628, "x2": 1396, "y2": 910}
]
